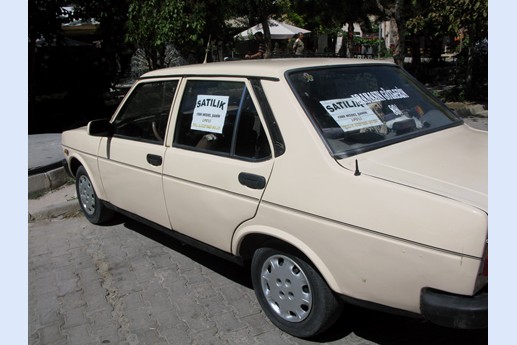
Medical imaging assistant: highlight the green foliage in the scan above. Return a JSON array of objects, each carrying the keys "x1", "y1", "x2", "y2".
[
  {"x1": 404, "y1": 0, "x2": 487, "y2": 101},
  {"x1": 73, "y1": 0, "x2": 131, "y2": 84},
  {"x1": 354, "y1": 36, "x2": 381, "y2": 46},
  {"x1": 73, "y1": 0, "x2": 129, "y2": 40},
  {"x1": 292, "y1": 0, "x2": 378, "y2": 29},
  {"x1": 126, "y1": 0, "x2": 206, "y2": 68},
  {"x1": 246, "y1": 0, "x2": 288, "y2": 21},
  {"x1": 30, "y1": 0, "x2": 487, "y2": 95},
  {"x1": 406, "y1": 0, "x2": 487, "y2": 40}
]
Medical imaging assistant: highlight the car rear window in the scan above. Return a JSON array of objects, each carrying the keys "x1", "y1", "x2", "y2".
[{"x1": 287, "y1": 65, "x2": 461, "y2": 157}]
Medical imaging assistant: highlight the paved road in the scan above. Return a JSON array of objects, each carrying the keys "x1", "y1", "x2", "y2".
[{"x1": 29, "y1": 215, "x2": 488, "y2": 345}]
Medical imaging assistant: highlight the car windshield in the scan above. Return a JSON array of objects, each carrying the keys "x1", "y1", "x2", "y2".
[{"x1": 287, "y1": 65, "x2": 462, "y2": 157}]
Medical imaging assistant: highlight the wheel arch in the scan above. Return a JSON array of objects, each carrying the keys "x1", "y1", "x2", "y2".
[
  {"x1": 67, "y1": 156, "x2": 83, "y2": 177},
  {"x1": 233, "y1": 225, "x2": 340, "y2": 292},
  {"x1": 66, "y1": 154, "x2": 107, "y2": 201}
]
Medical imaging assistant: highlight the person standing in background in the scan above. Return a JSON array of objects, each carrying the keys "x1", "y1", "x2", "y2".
[
  {"x1": 293, "y1": 32, "x2": 304, "y2": 56},
  {"x1": 245, "y1": 32, "x2": 265, "y2": 59}
]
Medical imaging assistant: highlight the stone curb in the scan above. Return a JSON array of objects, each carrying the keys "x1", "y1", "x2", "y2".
[
  {"x1": 28, "y1": 199, "x2": 81, "y2": 222},
  {"x1": 28, "y1": 166, "x2": 70, "y2": 197},
  {"x1": 28, "y1": 181, "x2": 81, "y2": 222}
]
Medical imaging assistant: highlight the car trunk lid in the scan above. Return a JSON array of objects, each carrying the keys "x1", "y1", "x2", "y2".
[{"x1": 337, "y1": 125, "x2": 488, "y2": 213}]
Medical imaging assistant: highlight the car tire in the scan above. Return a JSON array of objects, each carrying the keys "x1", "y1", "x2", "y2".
[
  {"x1": 251, "y1": 245, "x2": 343, "y2": 338},
  {"x1": 76, "y1": 166, "x2": 113, "y2": 224}
]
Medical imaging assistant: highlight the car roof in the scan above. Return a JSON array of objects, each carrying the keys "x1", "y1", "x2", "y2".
[{"x1": 140, "y1": 58, "x2": 396, "y2": 80}]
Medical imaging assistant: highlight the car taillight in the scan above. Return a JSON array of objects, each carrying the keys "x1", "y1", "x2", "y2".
[
  {"x1": 481, "y1": 248, "x2": 488, "y2": 277},
  {"x1": 475, "y1": 242, "x2": 488, "y2": 291}
]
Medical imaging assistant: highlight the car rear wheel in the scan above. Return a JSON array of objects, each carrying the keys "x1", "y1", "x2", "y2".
[
  {"x1": 251, "y1": 245, "x2": 343, "y2": 338},
  {"x1": 76, "y1": 166, "x2": 113, "y2": 224}
]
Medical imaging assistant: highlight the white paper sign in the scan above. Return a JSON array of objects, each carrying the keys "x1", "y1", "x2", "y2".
[
  {"x1": 191, "y1": 95, "x2": 229, "y2": 133},
  {"x1": 320, "y1": 97, "x2": 383, "y2": 132}
]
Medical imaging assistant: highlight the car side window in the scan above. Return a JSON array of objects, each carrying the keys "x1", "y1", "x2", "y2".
[
  {"x1": 174, "y1": 80, "x2": 271, "y2": 160},
  {"x1": 112, "y1": 80, "x2": 178, "y2": 144}
]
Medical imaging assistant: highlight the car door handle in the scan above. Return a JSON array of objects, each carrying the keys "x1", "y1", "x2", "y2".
[
  {"x1": 238, "y1": 172, "x2": 266, "y2": 190},
  {"x1": 146, "y1": 154, "x2": 163, "y2": 166}
]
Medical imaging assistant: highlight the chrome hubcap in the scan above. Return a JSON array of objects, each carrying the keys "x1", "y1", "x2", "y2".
[
  {"x1": 260, "y1": 255, "x2": 312, "y2": 322},
  {"x1": 78, "y1": 175, "x2": 96, "y2": 216}
]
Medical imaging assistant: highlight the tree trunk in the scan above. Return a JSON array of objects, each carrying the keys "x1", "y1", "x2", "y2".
[
  {"x1": 28, "y1": 40, "x2": 37, "y2": 132},
  {"x1": 261, "y1": 18, "x2": 272, "y2": 59},
  {"x1": 429, "y1": 36, "x2": 442, "y2": 64},
  {"x1": 464, "y1": 44, "x2": 475, "y2": 100},
  {"x1": 411, "y1": 34, "x2": 421, "y2": 66},
  {"x1": 347, "y1": 21, "x2": 355, "y2": 58},
  {"x1": 328, "y1": 33, "x2": 337, "y2": 55},
  {"x1": 464, "y1": 24, "x2": 482, "y2": 100},
  {"x1": 375, "y1": 0, "x2": 406, "y2": 66},
  {"x1": 392, "y1": 0, "x2": 406, "y2": 67}
]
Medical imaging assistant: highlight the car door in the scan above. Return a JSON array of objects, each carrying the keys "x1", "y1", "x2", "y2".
[
  {"x1": 97, "y1": 78, "x2": 179, "y2": 228},
  {"x1": 162, "y1": 78, "x2": 274, "y2": 252}
]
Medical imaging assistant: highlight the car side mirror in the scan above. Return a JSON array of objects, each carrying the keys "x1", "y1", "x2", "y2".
[{"x1": 88, "y1": 118, "x2": 114, "y2": 137}]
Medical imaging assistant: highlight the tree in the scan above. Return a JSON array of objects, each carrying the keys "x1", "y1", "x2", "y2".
[
  {"x1": 429, "y1": 0, "x2": 487, "y2": 100},
  {"x1": 28, "y1": 0, "x2": 70, "y2": 46},
  {"x1": 292, "y1": 0, "x2": 380, "y2": 57},
  {"x1": 240, "y1": 0, "x2": 293, "y2": 58},
  {"x1": 335, "y1": 0, "x2": 379, "y2": 57},
  {"x1": 28, "y1": 0, "x2": 71, "y2": 125},
  {"x1": 374, "y1": 0, "x2": 410, "y2": 66},
  {"x1": 405, "y1": 0, "x2": 488, "y2": 100},
  {"x1": 196, "y1": 0, "x2": 244, "y2": 62},
  {"x1": 73, "y1": 0, "x2": 131, "y2": 83},
  {"x1": 125, "y1": 0, "x2": 206, "y2": 70}
]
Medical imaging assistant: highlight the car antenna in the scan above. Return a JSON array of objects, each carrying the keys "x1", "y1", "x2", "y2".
[{"x1": 354, "y1": 159, "x2": 361, "y2": 176}]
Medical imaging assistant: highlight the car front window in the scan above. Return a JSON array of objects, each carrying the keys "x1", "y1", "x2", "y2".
[
  {"x1": 287, "y1": 65, "x2": 461, "y2": 157},
  {"x1": 112, "y1": 80, "x2": 178, "y2": 144}
]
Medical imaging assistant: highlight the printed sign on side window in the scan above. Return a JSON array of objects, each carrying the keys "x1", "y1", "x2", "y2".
[
  {"x1": 320, "y1": 98, "x2": 383, "y2": 132},
  {"x1": 191, "y1": 95, "x2": 229, "y2": 134}
]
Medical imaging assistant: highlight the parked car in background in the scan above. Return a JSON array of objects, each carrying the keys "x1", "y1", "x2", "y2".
[{"x1": 62, "y1": 58, "x2": 487, "y2": 338}]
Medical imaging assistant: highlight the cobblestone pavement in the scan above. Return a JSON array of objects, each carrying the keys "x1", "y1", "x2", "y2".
[{"x1": 29, "y1": 216, "x2": 487, "y2": 345}]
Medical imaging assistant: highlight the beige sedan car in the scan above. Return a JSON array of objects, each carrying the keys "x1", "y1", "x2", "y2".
[{"x1": 62, "y1": 58, "x2": 487, "y2": 338}]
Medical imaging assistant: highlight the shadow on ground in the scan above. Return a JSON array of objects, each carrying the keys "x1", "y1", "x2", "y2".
[
  {"x1": 105, "y1": 214, "x2": 487, "y2": 345},
  {"x1": 316, "y1": 306, "x2": 487, "y2": 344},
  {"x1": 113, "y1": 214, "x2": 253, "y2": 288}
]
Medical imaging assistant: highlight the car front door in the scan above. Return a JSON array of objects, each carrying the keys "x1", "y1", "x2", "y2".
[
  {"x1": 97, "y1": 79, "x2": 179, "y2": 228},
  {"x1": 162, "y1": 78, "x2": 274, "y2": 252}
]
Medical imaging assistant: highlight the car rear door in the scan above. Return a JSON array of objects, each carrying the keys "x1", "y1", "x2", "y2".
[
  {"x1": 162, "y1": 78, "x2": 274, "y2": 252},
  {"x1": 97, "y1": 78, "x2": 179, "y2": 228}
]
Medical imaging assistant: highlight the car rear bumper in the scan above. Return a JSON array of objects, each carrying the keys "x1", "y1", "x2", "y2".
[{"x1": 420, "y1": 287, "x2": 488, "y2": 329}]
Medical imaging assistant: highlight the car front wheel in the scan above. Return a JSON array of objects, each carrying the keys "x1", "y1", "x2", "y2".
[
  {"x1": 251, "y1": 245, "x2": 343, "y2": 338},
  {"x1": 76, "y1": 166, "x2": 113, "y2": 224}
]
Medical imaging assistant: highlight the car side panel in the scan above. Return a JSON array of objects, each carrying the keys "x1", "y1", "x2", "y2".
[
  {"x1": 97, "y1": 137, "x2": 170, "y2": 228},
  {"x1": 162, "y1": 147, "x2": 273, "y2": 252}
]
